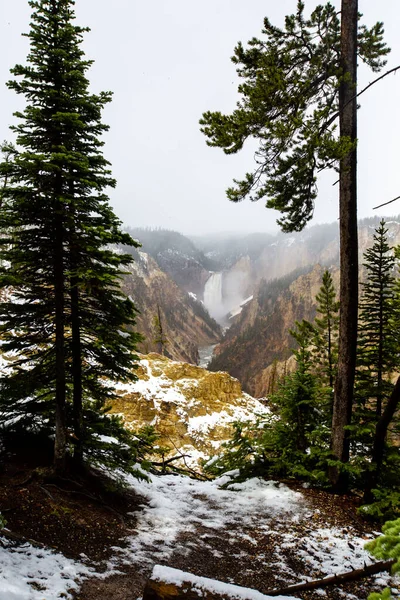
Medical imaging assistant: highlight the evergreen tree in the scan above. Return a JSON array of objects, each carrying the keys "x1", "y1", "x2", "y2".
[
  {"x1": 312, "y1": 270, "x2": 339, "y2": 403},
  {"x1": 199, "y1": 1, "x2": 389, "y2": 229},
  {"x1": 357, "y1": 220, "x2": 397, "y2": 416},
  {"x1": 273, "y1": 319, "x2": 332, "y2": 483},
  {"x1": 352, "y1": 221, "x2": 399, "y2": 502},
  {"x1": 0, "y1": 0, "x2": 143, "y2": 473},
  {"x1": 153, "y1": 304, "x2": 169, "y2": 356},
  {"x1": 0, "y1": 142, "x2": 16, "y2": 208},
  {"x1": 366, "y1": 517, "x2": 400, "y2": 600},
  {"x1": 331, "y1": 0, "x2": 359, "y2": 490},
  {"x1": 200, "y1": 0, "x2": 389, "y2": 490},
  {"x1": 205, "y1": 320, "x2": 327, "y2": 483},
  {"x1": 278, "y1": 320, "x2": 318, "y2": 455}
]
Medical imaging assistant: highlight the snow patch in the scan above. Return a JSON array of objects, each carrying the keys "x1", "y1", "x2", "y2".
[
  {"x1": 117, "y1": 472, "x2": 305, "y2": 567},
  {"x1": 0, "y1": 537, "x2": 91, "y2": 599},
  {"x1": 228, "y1": 295, "x2": 253, "y2": 319}
]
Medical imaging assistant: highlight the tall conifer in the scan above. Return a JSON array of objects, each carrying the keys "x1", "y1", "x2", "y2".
[
  {"x1": 0, "y1": 0, "x2": 142, "y2": 472},
  {"x1": 313, "y1": 271, "x2": 339, "y2": 391},
  {"x1": 356, "y1": 220, "x2": 397, "y2": 416},
  {"x1": 200, "y1": 0, "x2": 390, "y2": 490},
  {"x1": 350, "y1": 220, "x2": 398, "y2": 496}
]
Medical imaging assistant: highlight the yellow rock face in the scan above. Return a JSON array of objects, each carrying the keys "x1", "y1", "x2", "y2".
[{"x1": 109, "y1": 353, "x2": 269, "y2": 466}]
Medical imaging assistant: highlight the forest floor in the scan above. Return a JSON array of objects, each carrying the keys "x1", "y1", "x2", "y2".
[{"x1": 0, "y1": 447, "x2": 398, "y2": 600}]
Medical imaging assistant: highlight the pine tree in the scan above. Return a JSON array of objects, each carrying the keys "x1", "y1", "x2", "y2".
[
  {"x1": 203, "y1": 320, "x2": 322, "y2": 481},
  {"x1": 200, "y1": 2, "x2": 389, "y2": 228},
  {"x1": 351, "y1": 220, "x2": 399, "y2": 502},
  {"x1": 312, "y1": 270, "x2": 339, "y2": 402},
  {"x1": 357, "y1": 220, "x2": 397, "y2": 417},
  {"x1": 0, "y1": 0, "x2": 143, "y2": 473},
  {"x1": 281, "y1": 320, "x2": 318, "y2": 453},
  {"x1": 200, "y1": 0, "x2": 390, "y2": 490},
  {"x1": 366, "y1": 517, "x2": 400, "y2": 600},
  {"x1": 0, "y1": 142, "x2": 16, "y2": 208},
  {"x1": 153, "y1": 304, "x2": 169, "y2": 356},
  {"x1": 262, "y1": 319, "x2": 329, "y2": 481},
  {"x1": 353, "y1": 221, "x2": 399, "y2": 501}
]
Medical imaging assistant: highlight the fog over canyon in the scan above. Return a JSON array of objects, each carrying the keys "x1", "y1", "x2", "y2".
[{"x1": 125, "y1": 217, "x2": 400, "y2": 396}]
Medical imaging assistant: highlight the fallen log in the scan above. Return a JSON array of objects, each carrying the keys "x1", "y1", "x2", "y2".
[
  {"x1": 143, "y1": 565, "x2": 288, "y2": 600},
  {"x1": 263, "y1": 558, "x2": 395, "y2": 596},
  {"x1": 143, "y1": 560, "x2": 396, "y2": 600}
]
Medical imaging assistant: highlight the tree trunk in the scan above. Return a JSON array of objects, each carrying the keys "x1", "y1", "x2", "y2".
[
  {"x1": 71, "y1": 274, "x2": 83, "y2": 466},
  {"x1": 69, "y1": 190, "x2": 84, "y2": 467},
  {"x1": 376, "y1": 276, "x2": 384, "y2": 417},
  {"x1": 50, "y1": 7, "x2": 67, "y2": 475},
  {"x1": 328, "y1": 317, "x2": 334, "y2": 389},
  {"x1": 54, "y1": 211, "x2": 67, "y2": 473},
  {"x1": 330, "y1": 0, "x2": 358, "y2": 492},
  {"x1": 364, "y1": 376, "x2": 400, "y2": 503}
]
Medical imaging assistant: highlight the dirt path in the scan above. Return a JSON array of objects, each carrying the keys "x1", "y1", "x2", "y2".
[
  {"x1": 72, "y1": 477, "x2": 397, "y2": 600},
  {"x1": 0, "y1": 452, "x2": 395, "y2": 600}
]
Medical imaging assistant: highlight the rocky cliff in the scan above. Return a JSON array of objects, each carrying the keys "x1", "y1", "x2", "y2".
[
  {"x1": 206, "y1": 218, "x2": 400, "y2": 397},
  {"x1": 127, "y1": 228, "x2": 215, "y2": 297},
  {"x1": 109, "y1": 353, "x2": 269, "y2": 466},
  {"x1": 121, "y1": 252, "x2": 221, "y2": 365},
  {"x1": 209, "y1": 265, "x2": 339, "y2": 397},
  {"x1": 196, "y1": 217, "x2": 400, "y2": 313},
  {"x1": 121, "y1": 218, "x2": 400, "y2": 391}
]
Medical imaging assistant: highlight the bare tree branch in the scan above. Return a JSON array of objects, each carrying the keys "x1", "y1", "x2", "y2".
[
  {"x1": 263, "y1": 559, "x2": 395, "y2": 596},
  {"x1": 323, "y1": 65, "x2": 400, "y2": 131},
  {"x1": 373, "y1": 195, "x2": 400, "y2": 210}
]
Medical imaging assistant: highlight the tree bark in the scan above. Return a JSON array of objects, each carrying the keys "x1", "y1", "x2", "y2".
[
  {"x1": 330, "y1": 0, "x2": 358, "y2": 491},
  {"x1": 54, "y1": 210, "x2": 67, "y2": 473},
  {"x1": 69, "y1": 187, "x2": 84, "y2": 467},
  {"x1": 51, "y1": 1, "x2": 67, "y2": 475},
  {"x1": 364, "y1": 375, "x2": 400, "y2": 503},
  {"x1": 71, "y1": 273, "x2": 83, "y2": 466}
]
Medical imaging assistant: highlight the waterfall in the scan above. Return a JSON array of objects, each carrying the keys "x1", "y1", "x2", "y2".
[{"x1": 203, "y1": 272, "x2": 224, "y2": 322}]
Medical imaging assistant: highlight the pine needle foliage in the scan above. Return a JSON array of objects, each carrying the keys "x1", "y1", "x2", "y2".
[
  {"x1": 357, "y1": 220, "x2": 397, "y2": 416},
  {"x1": 0, "y1": 0, "x2": 145, "y2": 474},
  {"x1": 349, "y1": 220, "x2": 399, "y2": 494},
  {"x1": 200, "y1": 1, "x2": 389, "y2": 232},
  {"x1": 366, "y1": 518, "x2": 400, "y2": 599},
  {"x1": 205, "y1": 320, "x2": 330, "y2": 485},
  {"x1": 312, "y1": 270, "x2": 339, "y2": 392}
]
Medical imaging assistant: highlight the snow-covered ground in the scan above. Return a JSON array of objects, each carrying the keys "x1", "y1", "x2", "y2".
[
  {"x1": 0, "y1": 537, "x2": 92, "y2": 599},
  {"x1": 117, "y1": 472, "x2": 305, "y2": 568},
  {"x1": 0, "y1": 472, "x2": 397, "y2": 599}
]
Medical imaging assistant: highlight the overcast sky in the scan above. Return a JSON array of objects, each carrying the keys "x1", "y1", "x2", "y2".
[{"x1": 0, "y1": 1, "x2": 399, "y2": 235}]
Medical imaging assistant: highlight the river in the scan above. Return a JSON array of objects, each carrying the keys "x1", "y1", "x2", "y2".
[{"x1": 198, "y1": 344, "x2": 217, "y2": 368}]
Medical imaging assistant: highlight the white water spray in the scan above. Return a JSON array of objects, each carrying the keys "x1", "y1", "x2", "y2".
[{"x1": 203, "y1": 273, "x2": 224, "y2": 322}]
